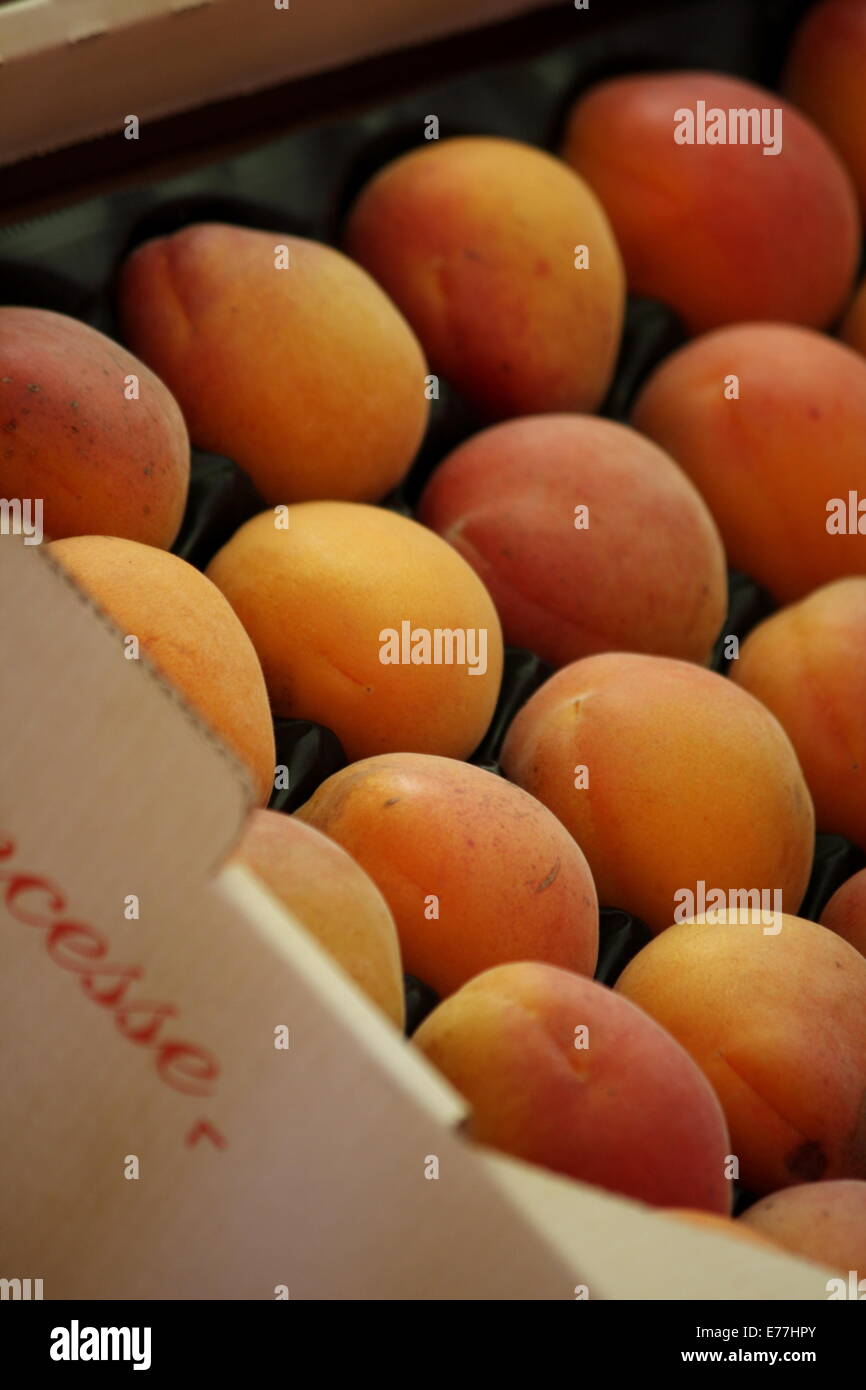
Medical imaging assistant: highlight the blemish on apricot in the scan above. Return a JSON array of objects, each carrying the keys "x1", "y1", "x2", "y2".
[
  {"x1": 785, "y1": 1140, "x2": 827, "y2": 1181},
  {"x1": 535, "y1": 860, "x2": 561, "y2": 893}
]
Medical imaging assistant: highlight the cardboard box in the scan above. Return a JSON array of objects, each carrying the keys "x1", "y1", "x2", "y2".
[{"x1": 0, "y1": 0, "x2": 551, "y2": 167}]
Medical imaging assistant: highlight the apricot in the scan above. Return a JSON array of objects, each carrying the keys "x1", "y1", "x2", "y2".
[
  {"x1": 841, "y1": 275, "x2": 866, "y2": 357},
  {"x1": 234, "y1": 809, "x2": 404, "y2": 1026},
  {"x1": 616, "y1": 915, "x2": 866, "y2": 1195},
  {"x1": 561, "y1": 71, "x2": 859, "y2": 332},
  {"x1": 0, "y1": 306, "x2": 188, "y2": 547},
  {"x1": 344, "y1": 136, "x2": 625, "y2": 419},
  {"x1": 418, "y1": 414, "x2": 726, "y2": 667},
  {"x1": 47, "y1": 536, "x2": 275, "y2": 804},
  {"x1": 739, "y1": 1180, "x2": 866, "y2": 1274},
  {"x1": 118, "y1": 223, "x2": 428, "y2": 505},
  {"x1": 294, "y1": 753, "x2": 598, "y2": 996},
  {"x1": 784, "y1": 0, "x2": 866, "y2": 220},
  {"x1": 413, "y1": 962, "x2": 731, "y2": 1211},
  {"x1": 820, "y1": 868, "x2": 866, "y2": 960},
  {"x1": 206, "y1": 503, "x2": 503, "y2": 763},
  {"x1": 631, "y1": 324, "x2": 866, "y2": 602},
  {"x1": 732, "y1": 578, "x2": 866, "y2": 849},
  {"x1": 500, "y1": 652, "x2": 814, "y2": 933}
]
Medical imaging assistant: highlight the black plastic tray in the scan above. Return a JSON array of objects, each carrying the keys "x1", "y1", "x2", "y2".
[{"x1": 1, "y1": 0, "x2": 862, "y2": 1053}]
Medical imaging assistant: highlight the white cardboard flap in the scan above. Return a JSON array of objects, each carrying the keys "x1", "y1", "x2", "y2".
[
  {"x1": 0, "y1": 0, "x2": 551, "y2": 166},
  {"x1": 482, "y1": 1153, "x2": 836, "y2": 1301},
  {"x1": 0, "y1": 538, "x2": 583, "y2": 1298}
]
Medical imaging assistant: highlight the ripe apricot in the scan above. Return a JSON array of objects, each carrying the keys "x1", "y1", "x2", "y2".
[
  {"x1": 118, "y1": 224, "x2": 428, "y2": 505},
  {"x1": 0, "y1": 307, "x2": 188, "y2": 547},
  {"x1": 47, "y1": 535, "x2": 275, "y2": 804},
  {"x1": 414, "y1": 962, "x2": 732, "y2": 1211},
  {"x1": 501, "y1": 652, "x2": 814, "y2": 933},
  {"x1": 616, "y1": 915, "x2": 866, "y2": 1194},
  {"x1": 561, "y1": 71, "x2": 859, "y2": 332},
  {"x1": 344, "y1": 137, "x2": 624, "y2": 418},
  {"x1": 732, "y1": 578, "x2": 866, "y2": 849},
  {"x1": 418, "y1": 414, "x2": 726, "y2": 667},
  {"x1": 295, "y1": 753, "x2": 598, "y2": 996},
  {"x1": 206, "y1": 503, "x2": 503, "y2": 762},
  {"x1": 235, "y1": 809, "x2": 404, "y2": 1026},
  {"x1": 632, "y1": 324, "x2": 866, "y2": 602}
]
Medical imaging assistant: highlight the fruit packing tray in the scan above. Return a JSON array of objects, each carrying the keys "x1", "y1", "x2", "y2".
[{"x1": 1, "y1": 0, "x2": 861, "y2": 1029}]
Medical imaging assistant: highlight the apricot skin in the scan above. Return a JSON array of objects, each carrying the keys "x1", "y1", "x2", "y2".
[
  {"x1": 0, "y1": 307, "x2": 189, "y2": 547},
  {"x1": 820, "y1": 868, "x2": 866, "y2": 961},
  {"x1": 732, "y1": 578, "x2": 866, "y2": 850},
  {"x1": 47, "y1": 536, "x2": 275, "y2": 805},
  {"x1": 418, "y1": 414, "x2": 727, "y2": 667},
  {"x1": 414, "y1": 961, "x2": 732, "y2": 1212},
  {"x1": 205, "y1": 502, "x2": 503, "y2": 764},
  {"x1": 784, "y1": 0, "x2": 866, "y2": 220},
  {"x1": 739, "y1": 1180, "x2": 866, "y2": 1273},
  {"x1": 295, "y1": 753, "x2": 598, "y2": 997},
  {"x1": 344, "y1": 137, "x2": 625, "y2": 419},
  {"x1": 561, "y1": 70, "x2": 859, "y2": 333},
  {"x1": 616, "y1": 915, "x2": 866, "y2": 1196},
  {"x1": 500, "y1": 652, "x2": 814, "y2": 934},
  {"x1": 118, "y1": 223, "x2": 428, "y2": 505},
  {"x1": 234, "y1": 809, "x2": 405, "y2": 1027},
  {"x1": 631, "y1": 324, "x2": 866, "y2": 602}
]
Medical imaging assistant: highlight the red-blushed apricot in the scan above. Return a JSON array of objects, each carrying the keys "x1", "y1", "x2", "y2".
[
  {"x1": 294, "y1": 754, "x2": 598, "y2": 996},
  {"x1": 841, "y1": 275, "x2": 866, "y2": 357},
  {"x1": 739, "y1": 1180, "x2": 866, "y2": 1274},
  {"x1": 0, "y1": 307, "x2": 188, "y2": 547},
  {"x1": 631, "y1": 324, "x2": 866, "y2": 602},
  {"x1": 205, "y1": 503, "x2": 503, "y2": 763},
  {"x1": 47, "y1": 536, "x2": 275, "y2": 804},
  {"x1": 616, "y1": 914, "x2": 866, "y2": 1195},
  {"x1": 413, "y1": 961, "x2": 732, "y2": 1211},
  {"x1": 344, "y1": 136, "x2": 625, "y2": 419},
  {"x1": 118, "y1": 223, "x2": 428, "y2": 505},
  {"x1": 234, "y1": 809, "x2": 404, "y2": 1027},
  {"x1": 663, "y1": 1210, "x2": 780, "y2": 1251},
  {"x1": 783, "y1": 0, "x2": 866, "y2": 220},
  {"x1": 732, "y1": 579, "x2": 866, "y2": 850},
  {"x1": 561, "y1": 71, "x2": 859, "y2": 333},
  {"x1": 820, "y1": 868, "x2": 866, "y2": 960},
  {"x1": 418, "y1": 414, "x2": 727, "y2": 667},
  {"x1": 500, "y1": 652, "x2": 814, "y2": 933}
]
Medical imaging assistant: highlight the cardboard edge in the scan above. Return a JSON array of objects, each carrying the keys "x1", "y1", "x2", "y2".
[
  {"x1": 480, "y1": 1151, "x2": 840, "y2": 1301},
  {"x1": 0, "y1": 0, "x2": 552, "y2": 164},
  {"x1": 34, "y1": 542, "x2": 258, "y2": 844},
  {"x1": 217, "y1": 861, "x2": 471, "y2": 1134}
]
